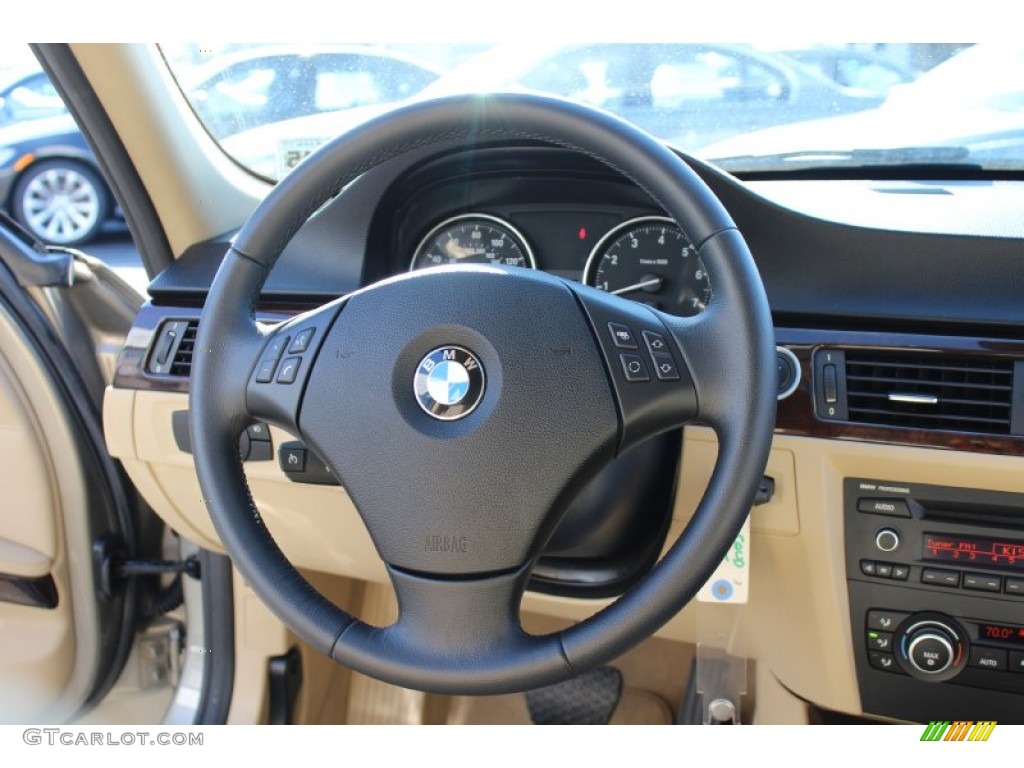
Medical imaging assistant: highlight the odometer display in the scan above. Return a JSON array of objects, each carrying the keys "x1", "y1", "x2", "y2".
[
  {"x1": 410, "y1": 214, "x2": 535, "y2": 271},
  {"x1": 583, "y1": 216, "x2": 711, "y2": 317}
]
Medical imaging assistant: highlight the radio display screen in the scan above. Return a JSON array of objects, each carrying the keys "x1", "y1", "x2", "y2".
[{"x1": 923, "y1": 532, "x2": 1024, "y2": 572}]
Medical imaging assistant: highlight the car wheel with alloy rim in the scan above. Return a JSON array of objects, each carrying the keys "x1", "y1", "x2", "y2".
[{"x1": 11, "y1": 159, "x2": 110, "y2": 246}]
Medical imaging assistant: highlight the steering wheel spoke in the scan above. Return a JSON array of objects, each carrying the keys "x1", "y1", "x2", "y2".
[{"x1": 245, "y1": 299, "x2": 344, "y2": 433}]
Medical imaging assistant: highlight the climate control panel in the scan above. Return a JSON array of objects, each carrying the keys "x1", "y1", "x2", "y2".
[{"x1": 845, "y1": 478, "x2": 1024, "y2": 722}]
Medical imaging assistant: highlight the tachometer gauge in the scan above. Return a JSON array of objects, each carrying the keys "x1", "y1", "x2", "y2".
[
  {"x1": 584, "y1": 216, "x2": 711, "y2": 317},
  {"x1": 410, "y1": 213, "x2": 536, "y2": 271}
]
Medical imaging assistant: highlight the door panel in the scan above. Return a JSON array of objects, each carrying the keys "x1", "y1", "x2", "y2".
[{"x1": 0, "y1": 225, "x2": 144, "y2": 723}]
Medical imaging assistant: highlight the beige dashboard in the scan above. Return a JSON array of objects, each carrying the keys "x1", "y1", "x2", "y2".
[{"x1": 103, "y1": 379, "x2": 1024, "y2": 717}]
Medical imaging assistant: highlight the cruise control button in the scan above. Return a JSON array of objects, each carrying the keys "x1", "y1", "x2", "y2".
[
  {"x1": 650, "y1": 352, "x2": 680, "y2": 381},
  {"x1": 867, "y1": 610, "x2": 909, "y2": 632},
  {"x1": 868, "y1": 651, "x2": 901, "y2": 674},
  {"x1": 276, "y1": 357, "x2": 301, "y2": 384},
  {"x1": 608, "y1": 323, "x2": 638, "y2": 349},
  {"x1": 289, "y1": 328, "x2": 315, "y2": 353},
  {"x1": 963, "y1": 573, "x2": 1001, "y2": 592},
  {"x1": 969, "y1": 647, "x2": 1007, "y2": 671},
  {"x1": 857, "y1": 498, "x2": 911, "y2": 517},
  {"x1": 866, "y1": 630, "x2": 893, "y2": 652},
  {"x1": 619, "y1": 354, "x2": 649, "y2": 382},
  {"x1": 921, "y1": 568, "x2": 960, "y2": 587}
]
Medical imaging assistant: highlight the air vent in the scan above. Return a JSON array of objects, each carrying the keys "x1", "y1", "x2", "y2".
[
  {"x1": 147, "y1": 319, "x2": 199, "y2": 377},
  {"x1": 814, "y1": 349, "x2": 1024, "y2": 436}
]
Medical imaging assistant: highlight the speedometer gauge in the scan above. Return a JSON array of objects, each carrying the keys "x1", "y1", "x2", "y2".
[
  {"x1": 410, "y1": 213, "x2": 536, "y2": 271},
  {"x1": 584, "y1": 216, "x2": 711, "y2": 317}
]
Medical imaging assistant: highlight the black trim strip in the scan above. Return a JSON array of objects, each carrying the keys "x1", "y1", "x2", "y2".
[
  {"x1": 194, "y1": 550, "x2": 235, "y2": 724},
  {"x1": 0, "y1": 572, "x2": 58, "y2": 609}
]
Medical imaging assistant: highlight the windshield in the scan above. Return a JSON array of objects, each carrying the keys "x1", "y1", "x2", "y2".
[{"x1": 160, "y1": 43, "x2": 1019, "y2": 180}]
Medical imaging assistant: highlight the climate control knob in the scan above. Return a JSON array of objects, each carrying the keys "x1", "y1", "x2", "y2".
[
  {"x1": 895, "y1": 614, "x2": 967, "y2": 683},
  {"x1": 907, "y1": 631, "x2": 953, "y2": 674}
]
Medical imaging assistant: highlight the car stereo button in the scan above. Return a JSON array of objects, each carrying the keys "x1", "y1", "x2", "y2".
[
  {"x1": 876, "y1": 563, "x2": 893, "y2": 578},
  {"x1": 860, "y1": 560, "x2": 877, "y2": 576},
  {"x1": 963, "y1": 573, "x2": 1002, "y2": 592},
  {"x1": 968, "y1": 647, "x2": 1007, "y2": 671},
  {"x1": 1005, "y1": 578, "x2": 1024, "y2": 596},
  {"x1": 921, "y1": 568, "x2": 960, "y2": 587},
  {"x1": 857, "y1": 498, "x2": 911, "y2": 517},
  {"x1": 892, "y1": 564, "x2": 910, "y2": 580}
]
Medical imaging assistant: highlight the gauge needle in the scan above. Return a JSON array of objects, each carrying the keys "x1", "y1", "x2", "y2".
[{"x1": 611, "y1": 277, "x2": 662, "y2": 296}]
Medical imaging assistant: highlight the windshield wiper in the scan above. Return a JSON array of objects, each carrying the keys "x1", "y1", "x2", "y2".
[{"x1": 708, "y1": 146, "x2": 976, "y2": 172}]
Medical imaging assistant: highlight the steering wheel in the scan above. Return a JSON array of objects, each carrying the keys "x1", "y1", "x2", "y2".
[{"x1": 191, "y1": 93, "x2": 776, "y2": 695}]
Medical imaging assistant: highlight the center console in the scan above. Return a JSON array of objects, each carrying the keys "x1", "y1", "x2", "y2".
[{"x1": 845, "y1": 478, "x2": 1024, "y2": 722}]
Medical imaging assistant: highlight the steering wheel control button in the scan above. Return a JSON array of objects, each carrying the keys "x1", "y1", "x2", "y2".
[
  {"x1": 969, "y1": 647, "x2": 1007, "y2": 671},
  {"x1": 908, "y1": 633, "x2": 954, "y2": 674},
  {"x1": 874, "y1": 528, "x2": 900, "y2": 553},
  {"x1": 867, "y1": 630, "x2": 893, "y2": 652},
  {"x1": 641, "y1": 330, "x2": 668, "y2": 354},
  {"x1": 608, "y1": 322, "x2": 638, "y2": 349},
  {"x1": 264, "y1": 335, "x2": 290, "y2": 362},
  {"x1": 922, "y1": 568, "x2": 960, "y2": 587},
  {"x1": 288, "y1": 328, "x2": 315, "y2": 353},
  {"x1": 276, "y1": 357, "x2": 302, "y2": 384},
  {"x1": 867, "y1": 610, "x2": 909, "y2": 632},
  {"x1": 619, "y1": 354, "x2": 650, "y2": 382},
  {"x1": 650, "y1": 352, "x2": 680, "y2": 381},
  {"x1": 857, "y1": 498, "x2": 911, "y2": 517},
  {"x1": 413, "y1": 346, "x2": 486, "y2": 421},
  {"x1": 255, "y1": 358, "x2": 279, "y2": 383}
]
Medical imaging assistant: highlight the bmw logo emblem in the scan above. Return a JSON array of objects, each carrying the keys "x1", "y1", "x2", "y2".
[{"x1": 413, "y1": 346, "x2": 486, "y2": 421}]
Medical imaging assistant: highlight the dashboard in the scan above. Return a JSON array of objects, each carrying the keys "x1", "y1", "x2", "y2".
[{"x1": 108, "y1": 141, "x2": 1024, "y2": 723}]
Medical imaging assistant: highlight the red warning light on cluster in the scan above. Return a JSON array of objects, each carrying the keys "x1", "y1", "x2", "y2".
[{"x1": 578, "y1": 227, "x2": 587, "y2": 241}]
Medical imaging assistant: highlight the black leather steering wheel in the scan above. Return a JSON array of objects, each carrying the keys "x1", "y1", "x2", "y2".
[{"x1": 191, "y1": 93, "x2": 776, "y2": 695}]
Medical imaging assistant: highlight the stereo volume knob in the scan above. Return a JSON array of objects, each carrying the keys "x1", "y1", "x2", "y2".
[{"x1": 875, "y1": 528, "x2": 901, "y2": 553}]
